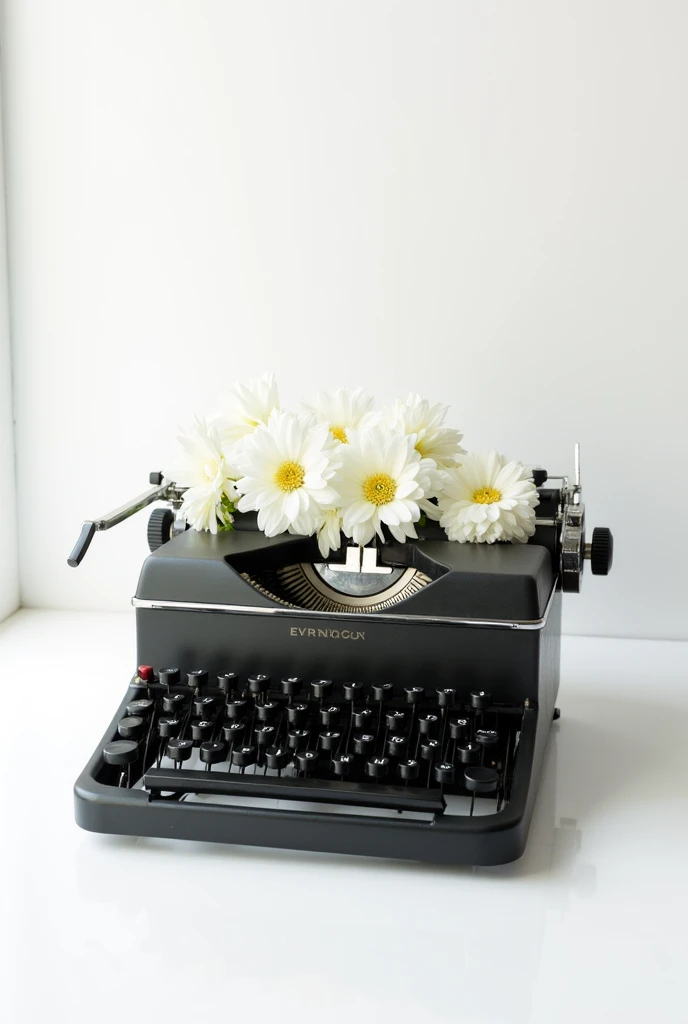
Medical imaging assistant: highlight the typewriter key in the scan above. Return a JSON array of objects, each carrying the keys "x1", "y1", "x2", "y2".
[
  {"x1": 265, "y1": 746, "x2": 292, "y2": 772},
  {"x1": 318, "y1": 730, "x2": 341, "y2": 752},
  {"x1": 194, "y1": 696, "x2": 215, "y2": 718},
  {"x1": 310, "y1": 679, "x2": 333, "y2": 700},
  {"x1": 436, "y1": 688, "x2": 456, "y2": 708},
  {"x1": 192, "y1": 720, "x2": 214, "y2": 743},
  {"x1": 136, "y1": 665, "x2": 153, "y2": 684},
  {"x1": 287, "y1": 703, "x2": 309, "y2": 726},
  {"x1": 223, "y1": 721, "x2": 246, "y2": 745},
  {"x1": 319, "y1": 705, "x2": 341, "y2": 728},
  {"x1": 457, "y1": 741, "x2": 480, "y2": 765},
  {"x1": 158, "y1": 667, "x2": 180, "y2": 690},
  {"x1": 397, "y1": 758, "x2": 420, "y2": 782},
  {"x1": 450, "y1": 718, "x2": 470, "y2": 740},
  {"x1": 297, "y1": 750, "x2": 318, "y2": 775},
  {"x1": 353, "y1": 733, "x2": 376, "y2": 756},
  {"x1": 232, "y1": 745, "x2": 257, "y2": 771},
  {"x1": 103, "y1": 739, "x2": 139, "y2": 766},
  {"x1": 470, "y1": 690, "x2": 491, "y2": 711},
  {"x1": 281, "y1": 677, "x2": 302, "y2": 698},
  {"x1": 158, "y1": 717, "x2": 182, "y2": 738},
  {"x1": 385, "y1": 710, "x2": 406, "y2": 730},
  {"x1": 372, "y1": 683, "x2": 393, "y2": 702},
  {"x1": 256, "y1": 701, "x2": 279, "y2": 722},
  {"x1": 421, "y1": 739, "x2": 441, "y2": 761},
  {"x1": 464, "y1": 766, "x2": 499, "y2": 793},
  {"x1": 331, "y1": 753, "x2": 353, "y2": 776},
  {"x1": 353, "y1": 708, "x2": 375, "y2": 729},
  {"x1": 404, "y1": 686, "x2": 424, "y2": 704},
  {"x1": 200, "y1": 741, "x2": 226, "y2": 768},
  {"x1": 343, "y1": 682, "x2": 363, "y2": 701},
  {"x1": 118, "y1": 715, "x2": 144, "y2": 740},
  {"x1": 188, "y1": 670, "x2": 209, "y2": 691},
  {"x1": 434, "y1": 762, "x2": 455, "y2": 785},
  {"x1": 418, "y1": 714, "x2": 439, "y2": 736},
  {"x1": 287, "y1": 728, "x2": 310, "y2": 751},
  {"x1": 255, "y1": 725, "x2": 276, "y2": 746},
  {"x1": 248, "y1": 674, "x2": 271, "y2": 697},
  {"x1": 218, "y1": 672, "x2": 239, "y2": 694},
  {"x1": 366, "y1": 756, "x2": 389, "y2": 779},
  {"x1": 163, "y1": 693, "x2": 186, "y2": 715},
  {"x1": 167, "y1": 738, "x2": 193, "y2": 765},
  {"x1": 226, "y1": 699, "x2": 248, "y2": 720},
  {"x1": 127, "y1": 698, "x2": 154, "y2": 717},
  {"x1": 475, "y1": 729, "x2": 498, "y2": 746},
  {"x1": 386, "y1": 734, "x2": 408, "y2": 758}
]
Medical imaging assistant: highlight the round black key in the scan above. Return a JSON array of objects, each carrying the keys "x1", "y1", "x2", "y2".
[
  {"x1": 470, "y1": 690, "x2": 491, "y2": 710},
  {"x1": 372, "y1": 683, "x2": 393, "y2": 702},
  {"x1": 475, "y1": 729, "x2": 499, "y2": 747},
  {"x1": 343, "y1": 682, "x2": 363, "y2": 701},
  {"x1": 194, "y1": 696, "x2": 215, "y2": 718},
  {"x1": 436, "y1": 688, "x2": 456, "y2": 708},
  {"x1": 397, "y1": 758, "x2": 420, "y2": 781},
  {"x1": 297, "y1": 750, "x2": 319, "y2": 774},
  {"x1": 192, "y1": 720, "x2": 214, "y2": 743},
  {"x1": 255, "y1": 725, "x2": 276, "y2": 746},
  {"x1": 103, "y1": 739, "x2": 138, "y2": 766},
  {"x1": 366, "y1": 756, "x2": 389, "y2": 779},
  {"x1": 464, "y1": 765, "x2": 499, "y2": 793},
  {"x1": 353, "y1": 708, "x2": 375, "y2": 729},
  {"x1": 385, "y1": 710, "x2": 405, "y2": 730},
  {"x1": 200, "y1": 740, "x2": 226, "y2": 765},
  {"x1": 310, "y1": 679, "x2": 333, "y2": 700},
  {"x1": 118, "y1": 715, "x2": 144, "y2": 740},
  {"x1": 319, "y1": 705, "x2": 341, "y2": 727},
  {"x1": 218, "y1": 672, "x2": 239, "y2": 694},
  {"x1": 458, "y1": 741, "x2": 480, "y2": 764},
  {"x1": 353, "y1": 732, "x2": 376, "y2": 756},
  {"x1": 223, "y1": 721, "x2": 246, "y2": 745},
  {"x1": 434, "y1": 762, "x2": 456, "y2": 785},
  {"x1": 450, "y1": 718, "x2": 470, "y2": 740},
  {"x1": 232, "y1": 745, "x2": 257, "y2": 767},
  {"x1": 158, "y1": 667, "x2": 180, "y2": 689},
  {"x1": 287, "y1": 703, "x2": 309, "y2": 726},
  {"x1": 386, "y1": 734, "x2": 408, "y2": 758},
  {"x1": 404, "y1": 686, "x2": 425, "y2": 704},
  {"x1": 187, "y1": 669, "x2": 208, "y2": 690},
  {"x1": 318, "y1": 730, "x2": 341, "y2": 751},
  {"x1": 332, "y1": 752, "x2": 354, "y2": 776},
  {"x1": 418, "y1": 713, "x2": 439, "y2": 736},
  {"x1": 281, "y1": 676, "x2": 302, "y2": 697},
  {"x1": 163, "y1": 693, "x2": 186, "y2": 714},
  {"x1": 167, "y1": 738, "x2": 193, "y2": 763},
  {"x1": 421, "y1": 739, "x2": 441, "y2": 762},
  {"x1": 248, "y1": 674, "x2": 271, "y2": 695},
  {"x1": 226, "y1": 699, "x2": 248, "y2": 721},
  {"x1": 287, "y1": 729, "x2": 310, "y2": 751},
  {"x1": 127, "y1": 698, "x2": 154, "y2": 717},
  {"x1": 256, "y1": 701, "x2": 279, "y2": 722},
  {"x1": 265, "y1": 746, "x2": 292, "y2": 771},
  {"x1": 158, "y1": 717, "x2": 181, "y2": 738}
]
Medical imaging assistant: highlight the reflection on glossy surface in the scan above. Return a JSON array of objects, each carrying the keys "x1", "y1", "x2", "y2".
[{"x1": 2, "y1": 613, "x2": 687, "y2": 1024}]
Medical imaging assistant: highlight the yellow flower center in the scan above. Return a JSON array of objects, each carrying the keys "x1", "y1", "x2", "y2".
[
  {"x1": 274, "y1": 460, "x2": 305, "y2": 492},
  {"x1": 363, "y1": 472, "x2": 396, "y2": 506},
  {"x1": 331, "y1": 426, "x2": 348, "y2": 444},
  {"x1": 472, "y1": 487, "x2": 501, "y2": 504}
]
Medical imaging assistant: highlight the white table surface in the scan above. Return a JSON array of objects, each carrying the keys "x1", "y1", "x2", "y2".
[{"x1": 1, "y1": 609, "x2": 686, "y2": 1024}]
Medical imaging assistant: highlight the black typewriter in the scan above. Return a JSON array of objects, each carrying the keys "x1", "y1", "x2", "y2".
[{"x1": 70, "y1": 445, "x2": 613, "y2": 865}]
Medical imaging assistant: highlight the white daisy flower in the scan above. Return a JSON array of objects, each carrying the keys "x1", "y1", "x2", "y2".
[
  {"x1": 302, "y1": 386, "x2": 379, "y2": 445},
  {"x1": 215, "y1": 372, "x2": 280, "y2": 453},
  {"x1": 315, "y1": 509, "x2": 343, "y2": 559},
  {"x1": 235, "y1": 409, "x2": 340, "y2": 538},
  {"x1": 165, "y1": 416, "x2": 240, "y2": 534},
  {"x1": 437, "y1": 450, "x2": 539, "y2": 544},
  {"x1": 385, "y1": 393, "x2": 466, "y2": 469},
  {"x1": 334, "y1": 425, "x2": 436, "y2": 547}
]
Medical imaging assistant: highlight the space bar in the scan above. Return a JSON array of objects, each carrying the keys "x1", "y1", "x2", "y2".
[{"x1": 144, "y1": 768, "x2": 445, "y2": 813}]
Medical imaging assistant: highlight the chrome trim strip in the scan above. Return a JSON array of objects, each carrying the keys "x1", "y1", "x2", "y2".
[{"x1": 132, "y1": 580, "x2": 558, "y2": 631}]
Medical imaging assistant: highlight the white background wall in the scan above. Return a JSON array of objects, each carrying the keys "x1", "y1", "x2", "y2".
[
  {"x1": 1, "y1": 0, "x2": 686, "y2": 639},
  {"x1": 0, "y1": 73, "x2": 17, "y2": 623}
]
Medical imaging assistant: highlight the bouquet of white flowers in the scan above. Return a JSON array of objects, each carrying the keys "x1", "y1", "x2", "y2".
[{"x1": 166, "y1": 373, "x2": 539, "y2": 556}]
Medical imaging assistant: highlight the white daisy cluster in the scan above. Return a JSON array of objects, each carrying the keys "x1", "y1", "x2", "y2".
[{"x1": 166, "y1": 374, "x2": 539, "y2": 551}]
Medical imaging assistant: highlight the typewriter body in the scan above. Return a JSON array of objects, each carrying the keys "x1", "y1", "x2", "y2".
[{"x1": 71, "y1": 447, "x2": 613, "y2": 865}]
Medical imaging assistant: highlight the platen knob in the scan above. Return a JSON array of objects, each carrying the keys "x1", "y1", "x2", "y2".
[
  {"x1": 147, "y1": 508, "x2": 175, "y2": 552},
  {"x1": 589, "y1": 527, "x2": 614, "y2": 576}
]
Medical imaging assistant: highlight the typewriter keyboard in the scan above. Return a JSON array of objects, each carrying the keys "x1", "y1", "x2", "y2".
[{"x1": 99, "y1": 667, "x2": 526, "y2": 819}]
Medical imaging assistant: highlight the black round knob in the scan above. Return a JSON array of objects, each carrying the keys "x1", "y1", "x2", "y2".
[
  {"x1": 475, "y1": 729, "x2": 499, "y2": 747},
  {"x1": 470, "y1": 690, "x2": 491, "y2": 711},
  {"x1": 287, "y1": 703, "x2": 309, "y2": 726},
  {"x1": 397, "y1": 758, "x2": 420, "y2": 781},
  {"x1": 265, "y1": 746, "x2": 292, "y2": 771},
  {"x1": 385, "y1": 710, "x2": 406, "y2": 730},
  {"x1": 366, "y1": 756, "x2": 389, "y2": 779},
  {"x1": 127, "y1": 698, "x2": 154, "y2": 717},
  {"x1": 318, "y1": 730, "x2": 341, "y2": 751},
  {"x1": 200, "y1": 741, "x2": 226, "y2": 765},
  {"x1": 218, "y1": 672, "x2": 239, "y2": 694},
  {"x1": 332, "y1": 753, "x2": 354, "y2": 776},
  {"x1": 464, "y1": 765, "x2": 499, "y2": 793},
  {"x1": 248, "y1": 674, "x2": 271, "y2": 695},
  {"x1": 158, "y1": 667, "x2": 180, "y2": 689},
  {"x1": 232, "y1": 745, "x2": 257, "y2": 767},
  {"x1": 255, "y1": 725, "x2": 276, "y2": 746},
  {"x1": 404, "y1": 686, "x2": 425, "y2": 704},
  {"x1": 310, "y1": 679, "x2": 333, "y2": 700},
  {"x1": 434, "y1": 762, "x2": 456, "y2": 785},
  {"x1": 353, "y1": 708, "x2": 375, "y2": 729},
  {"x1": 223, "y1": 721, "x2": 246, "y2": 745},
  {"x1": 386, "y1": 734, "x2": 408, "y2": 758},
  {"x1": 187, "y1": 669, "x2": 208, "y2": 691},
  {"x1": 449, "y1": 718, "x2": 470, "y2": 740},
  {"x1": 590, "y1": 527, "x2": 614, "y2": 576},
  {"x1": 418, "y1": 713, "x2": 439, "y2": 736},
  {"x1": 167, "y1": 738, "x2": 193, "y2": 763},
  {"x1": 421, "y1": 739, "x2": 441, "y2": 762},
  {"x1": 256, "y1": 701, "x2": 279, "y2": 722},
  {"x1": 343, "y1": 682, "x2": 364, "y2": 701},
  {"x1": 103, "y1": 739, "x2": 139, "y2": 766},
  {"x1": 297, "y1": 750, "x2": 319, "y2": 774},
  {"x1": 436, "y1": 688, "x2": 456, "y2": 708},
  {"x1": 118, "y1": 715, "x2": 144, "y2": 740},
  {"x1": 372, "y1": 683, "x2": 393, "y2": 702},
  {"x1": 281, "y1": 676, "x2": 302, "y2": 697},
  {"x1": 163, "y1": 693, "x2": 186, "y2": 715},
  {"x1": 147, "y1": 508, "x2": 174, "y2": 552},
  {"x1": 287, "y1": 729, "x2": 310, "y2": 751},
  {"x1": 457, "y1": 741, "x2": 480, "y2": 764},
  {"x1": 353, "y1": 732, "x2": 376, "y2": 756},
  {"x1": 194, "y1": 696, "x2": 215, "y2": 719},
  {"x1": 158, "y1": 717, "x2": 181, "y2": 738},
  {"x1": 191, "y1": 720, "x2": 214, "y2": 743},
  {"x1": 226, "y1": 699, "x2": 248, "y2": 720},
  {"x1": 319, "y1": 705, "x2": 341, "y2": 728}
]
